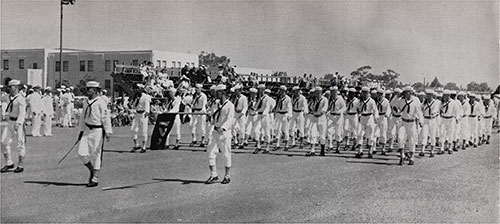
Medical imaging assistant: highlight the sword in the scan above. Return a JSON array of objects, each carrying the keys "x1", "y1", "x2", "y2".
[{"x1": 57, "y1": 139, "x2": 80, "y2": 165}]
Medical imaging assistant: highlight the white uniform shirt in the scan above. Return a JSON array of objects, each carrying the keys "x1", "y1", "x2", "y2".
[
  {"x1": 247, "y1": 97, "x2": 258, "y2": 116},
  {"x1": 312, "y1": 96, "x2": 328, "y2": 117},
  {"x1": 28, "y1": 92, "x2": 43, "y2": 113},
  {"x1": 357, "y1": 97, "x2": 379, "y2": 120},
  {"x1": 275, "y1": 95, "x2": 292, "y2": 117},
  {"x1": 234, "y1": 94, "x2": 248, "y2": 115},
  {"x1": 42, "y1": 94, "x2": 55, "y2": 116},
  {"x1": 192, "y1": 92, "x2": 208, "y2": 112},
  {"x1": 459, "y1": 100, "x2": 470, "y2": 118},
  {"x1": 134, "y1": 93, "x2": 152, "y2": 113},
  {"x1": 212, "y1": 99, "x2": 235, "y2": 132},
  {"x1": 165, "y1": 96, "x2": 181, "y2": 113},
  {"x1": 484, "y1": 100, "x2": 497, "y2": 118},
  {"x1": 292, "y1": 94, "x2": 308, "y2": 113},
  {"x1": 422, "y1": 99, "x2": 441, "y2": 118},
  {"x1": 398, "y1": 96, "x2": 423, "y2": 121},
  {"x1": 6, "y1": 93, "x2": 27, "y2": 124},
  {"x1": 376, "y1": 97, "x2": 391, "y2": 117},
  {"x1": 440, "y1": 99, "x2": 459, "y2": 118},
  {"x1": 345, "y1": 97, "x2": 359, "y2": 115},
  {"x1": 390, "y1": 96, "x2": 402, "y2": 116},
  {"x1": 328, "y1": 95, "x2": 346, "y2": 115},
  {"x1": 79, "y1": 97, "x2": 112, "y2": 134},
  {"x1": 256, "y1": 95, "x2": 272, "y2": 115}
]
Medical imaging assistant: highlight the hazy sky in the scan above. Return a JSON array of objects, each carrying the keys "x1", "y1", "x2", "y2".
[{"x1": 1, "y1": 0, "x2": 498, "y2": 86}]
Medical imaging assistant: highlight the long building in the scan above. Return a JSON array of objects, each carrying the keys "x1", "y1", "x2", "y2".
[{"x1": 1, "y1": 48, "x2": 198, "y2": 93}]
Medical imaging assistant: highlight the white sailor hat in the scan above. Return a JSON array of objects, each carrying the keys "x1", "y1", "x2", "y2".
[
  {"x1": 264, "y1": 89, "x2": 271, "y2": 93},
  {"x1": 86, "y1": 81, "x2": 100, "y2": 88},
  {"x1": 457, "y1": 91, "x2": 465, "y2": 96},
  {"x1": 60, "y1": 85, "x2": 66, "y2": 89},
  {"x1": 8, "y1": 79, "x2": 21, "y2": 86},
  {"x1": 324, "y1": 90, "x2": 330, "y2": 95},
  {"x1": 249, "y1": 88, "x2": 258, "y2": 93},
  {"x1": 102, "y1": 89, "x2": 108, "y2": 94},
  {"x1": 442, "y1": 89, "x2": 451, "y2": 95},
  {"x1": 214, "y1": 84, "x2": 227, "y2": 91},
  {"x1": 33, "y1": 85, "x2": 41, "y2": 89},
  {"x1": 370, "y1": 89, "x2": 377, "y2": 94},
  {"x1": 137, "y1": 84, "x2": 145, "y2": 88},
  {"x1": 257, "y1": 84, "x2": 266, "y2": 89},
  {"x1": 229, "y1": 87, "x2": 235, "y2": 92},
  {"x1": 279, "y1": 85, "x2": 287, "y2": 91},
  {"x1": 209, "y1": 85, "x2": 217, "y2": 90},
  {"x1": 417, "y1": 91, "x2": 425, "y2": 96},
  {"x1": 394, "y1": 88, "x2": 402, "y2": 93},
  {"x1": 449, "y1": 90, "x2": 457, "y2": 95},
  {"x1": 292, "y1": 86, "x2": 300, "y2": 91},
  {"x1": 69, "y1": 86, "x2": 74, "y2": 90},
  {"x1": 376, "y1": 89, "x2": 385, "y2": 94},
  {"x1": 348, "y1": 88, "x2": 356, "y2": 93},
  {"x1": 168, "y1": 88, "x2": 177, "y2": 93},
  {"x1": 195, "y1": 83, "x2": 203, "y2": 88},
  {"x1": 234, "y1": 84, "x2": 242, "y2": 90},
  {"x1": 425, "y1": 89, "x2": 435, "y2": 95},
  {"x1": 483, "y1": 95, "x2": 490, "y2": 100},
  {"x1": 385, "y1": 90, "x2": 392, "y2": 95},
  {"x1": 361, "y1": 86, "x2": 370, "y2": 92},
  {"x1": 56, "y1": 88, "x2": 62, "y2": 92},
  {"x1": 315, "y1": 86, "x2": 323, "y2": 91},
  {"x1": 45, "y1": 86, "x2": 52, "y2": 91},
  {"x1": 66, "y1": 88, "x2": 71, "y2": 91},
  {"x1": 61, "y1": 88, "x2": 67, "y2": 92},
  {"x1": 330, "y1": 86, "x2": 338, "y2": 91},
  {"x1": 309, "y1": 88, "x2": 316, "y2": 93},
  {"x1": 402, "y1": 86, "x2": 414, "y2": 92},
  {"x1": 28, "y1": 88, "x2": 33, "y2": 92},
  {"x1": 436, "y1": 92, "x2": 443, "y2": 97}
]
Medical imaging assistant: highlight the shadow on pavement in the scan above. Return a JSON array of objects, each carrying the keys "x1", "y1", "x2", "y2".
[
  {"x1": 24, "y1": 180, "x2": 87, "y2": 187},
  {"x1": 345, "y1": 160, "x2": 398, "y2": 166},
  {"x1": 152, "y1": 178, "x2": 206, "y2": 185},
  {"x1": 102, "y1": 178, "x2": 205, "y2": 191}
]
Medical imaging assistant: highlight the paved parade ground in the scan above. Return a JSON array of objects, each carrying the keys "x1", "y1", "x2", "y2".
[{"x1": 1, "y1": 124, "x2": 499, "y2": 223}]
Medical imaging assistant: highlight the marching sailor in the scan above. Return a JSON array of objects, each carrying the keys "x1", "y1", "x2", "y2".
[
  {"x1": 354, "y1": 86, "x2": 379, "y2": 158},
  {"x1": 130, "y1": 85, "x2": 152, "y2": 153},
  {"x1": 468, "y1": 94, "x2": 482, "y2": 147},
  {"x1": 165, "y1": 88, "x2": 182, "y2": 149},
  {"x1": 387, "y1": 88, "x2": 402, "y2": 152},
  {"x1": 375, "y1": 89, "x2": 391, "y2": 155},
  {"x1": 418, "y1": 89, "x2": 440, "y2": 157},
  {"x1": 482, "y1": 95, "x2": 496, "y2": 144},
  {"x1": 344, "y1": 88, "x2": 359, "y2": 151},
  {"x1": 290, "y1": 86, "x2": 308, "y2": 148},
  {"x1": 29, "y1": 86, "x2": 43, "y2": 137},
  {"x1": 253, "y1": 84, "x2": 272, "y2": 154},
  {"x1": 457, "y1": 92, "x2": 470, "y2": 149},
  {"x1": 244, "y1": 88, "x2": 258, "y2": 148},
  {"x1": 326, "y1": 86, "x2": 346, "y2": 153},
  {"x1": 41, "y1": 87, "x2": 54, "y2": 137},
  {"x1": 0, "y1": 80, "x2": 27, "y2": 173},
  {"x1": 273, "y1": 85, "x2": 292, "y2": 151},
  {"x1": 438, "y1": 90, "x2": 459, "y2": 154},
  {"x1": 206, "y1": 86, "x2": 220, "y2": 147},
  {"x1": 205, "y1": 84, "x2": 234, "y2": 185},
  {"x1": 306, "y1": 87, "x2": 328, "y2": 157},
  {"x1": 397, "y1": 86, "x2": 423, "y2": 165},
  {"x1": 190, "y1": 84, "x2": 208, "y2": 147},
  {"x1": 232, "y1": 84, "x2": 248, "y2": 149},
  {"x1": 76, "y1": 81, "x2": 112, "y2": 187}
]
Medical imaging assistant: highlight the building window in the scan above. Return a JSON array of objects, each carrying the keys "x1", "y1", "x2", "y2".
[
  {"x1": 172, "y1": 61, "x2": 176, "y2": 68},
  {"x1": 3, "y1": 60, "x2": 8, "y2": 70},
  {"x1": 162, "y1": 60, "x2": 167, "y2": 68},
  {"x1": 156, "y1": 60, "x2": 161, "y2": 67},
  {"x1": 177, "y1": 61, "x2": 181, "y2": 67},
  {"x1": 55, "y1": 61, "x2": 61, "y2": 72},
  {"x1": 19, "y1": 59, "x2": 24, "y2": 69},
  {"x1": 33, "y1": 63, "x2": 38, "y2": 69},
  {"x1": 105, "y1": 60, "x2": 111, "y2": 71},
  {"x1": 80, "y1": 61, "x2": 85, "y2": 71},
  {"x1": 191, "y1": 62, "x2": 195, "y2": 67},
  {"x1": 88, "y1": 60, "x2": 93, "y2": 71},
  {"x1": 132, "y1": 60, "x2": 138, "y2": 66},
  {"x1": 105, "y1": 79, "x2": 111, "y2": 89},
  {"x1": 63, "y1": 61, "x2": 68, "y2": 72}
]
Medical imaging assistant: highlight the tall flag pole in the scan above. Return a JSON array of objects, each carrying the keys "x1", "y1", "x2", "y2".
[{"x1": 59, "y1": 0, "x2": 75, "y2": 87}]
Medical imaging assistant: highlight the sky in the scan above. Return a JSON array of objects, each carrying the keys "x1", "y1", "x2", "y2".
[{"x1": 1, "y1": 0, "x2": 499, "y2": 86}]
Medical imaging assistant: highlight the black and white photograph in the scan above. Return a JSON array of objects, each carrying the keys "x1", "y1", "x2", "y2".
[{"x1": 1, "y1": 0, "x2": 499, "y2": 222}]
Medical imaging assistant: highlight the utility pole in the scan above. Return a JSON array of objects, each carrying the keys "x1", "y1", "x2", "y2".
[{"x1": 59, "y1": 1, "x2": 63, "y2": 87}]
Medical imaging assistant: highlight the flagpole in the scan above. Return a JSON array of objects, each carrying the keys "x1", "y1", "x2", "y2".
[{"x1": 59, "y1": 0, "x2": 63, "y2": 87}]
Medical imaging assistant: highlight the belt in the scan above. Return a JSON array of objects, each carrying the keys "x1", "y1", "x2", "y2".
[
  {"x1": 424, "y1": 115, "x2": 438, "y2": 119},
  {"x1": 360, "y1": 113, "x2": 372, "y2": 117},
  {"x1": 441, "y1": 115, "x2": 454, "y2": 119},
  {"x1": 214, "y1": 126, "x2": 227, "y2": 132},
  {"x1": 9, "y1": 117, "x2": 17, "y2": 121},
  {"x1": 484, "y1": 115, "x2": 492, "y2": 119},
  {"x1": 402, "y1": 118, "x2": 415, "y2": 123},
  {"x1": 346, "y1": 112, "x2": 357, "y2": 115},
  {"x1": 462, "y1": 115, "x2": 467, "y2": 118},
  {"x1": 277, "y1": 111, "x2": 288, "y2": 114},
  {"x1": 392, "y1": 114, "x2": 401, "y2": 118},
  {"x1": 330, "y1": 112, "x2": 341, "y2": 116},
  {"x1": 85, "y1": 123, "x2": 103, "y2": 130},
  {"x1": 258, "y1": 112, "x2": 264, "y2": 115},
  {"x1": 314, "y1": 114, "x2": 324, "y2": 117},
  {"x1": 293, "y1": 110, "x2": 303, "y2": 113},
  {"x1": 136, "y1": 110, "x2": 145, "y2": 114},
  {"x1": 192, "y1": 108, "x2": 203, "y2": 111},
  {"x1": 469, "y1": 115, "x2": 477, "y2": 117},
  {"x1": 379, "y1": 112, "x2": 387, "y2": 116}
]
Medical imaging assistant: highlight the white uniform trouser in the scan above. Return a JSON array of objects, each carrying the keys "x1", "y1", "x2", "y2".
[
  {"x1": 131, "y1": 112, "x2": 148, "y2": 142},
  {"x1": 459, "y1": 116, "x2": 469, "y2": 141},
  {"x1": 78, "y1": 126, "x2": 103, "y2": 169},
  {"x1": 246, "y1": 114, "x2": 258, "y2": 138},
  {"x1": 31, "y1": 112, "x2": 42, "y2": 136},
  {"x1": 469, "y1": 117, "x2": 479, "y2": 141},
  {"x1": 419, "y1": 117, "x2": 437, "y2": 146},
  {"x1": 305, "y1": 114, "x2": 314, "y2": 142},
  {"x1": 387, "y1": 115, "x2": 401, "y2": 140},
  {"x1": 62, "y1": 106, "x2": 70, "y2": 127},
  {"x1": 191, "y1": 113, "x2": 206, "y2": 141},
  {"x1": 270, "y1": 114, "x2": 275, "y2": 137},
  {"x1": 290, "y1": 111, "x2": 305, "y2": 140},
  {"x1": 376, "y1": 115, "x2": 388, "y2": 143},
  {"x1": 207, "y1": 130, "x2": 231, "y2": 169},
  {"x1": 344, "y1": 114, "x2": 358, "y2": 139},
  {"x1": 478, "y1": 118, "x2": 486, "y2": 136},
  {"x1": 275, "y1": 113, "x2": 290, "y2": 147},
  {"x1": 484, "y1": 117, "x2": 493, "y2": 136},
  {"x1": 399, "y1": 120, "x2": 417, "y2": 153},
  {"x1": 232, "y1": 113, "x2": 246, "y2": 141},
  {"x1": 255, "y1": 114, "x2": 271, "y2": 143},
  {"x1": 43, "y1": 115, "x2": 53, "y2": 136},
  {"x1": 357, "y1": 115, "x2": 376, "y2": 146},
  {"x1": 440, "y1": 117, "x2": 456, "y2": 143},
  {"x1": 166, "y1": 116, "x2": 181, "y2": 144},
  {"x1": 327, "y1": 114, "x2": 344, "y2": 142},
  {"x1": 310, "y1": 115, "x2": 327, "y2": 145},
  {"x1": 1, "y1": 120, "x2": 26, "y2": 165}
]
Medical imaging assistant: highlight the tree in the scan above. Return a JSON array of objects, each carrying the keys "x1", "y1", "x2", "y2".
[
  {"x1": 429, "y1": 77, "x2": 442, "y2": 88},
  {"x1": 444, "y1": 82, "x2": 459, "y2": 90},
  {"x1": 467, "y1": 81, "x2": 491, "y2": 92},
  {"x1": 199, "y1": 51, "x2": 231, "y2": 69},
  {"x1": 412, "y1": 82, "x2": 425, "y2": 91}
]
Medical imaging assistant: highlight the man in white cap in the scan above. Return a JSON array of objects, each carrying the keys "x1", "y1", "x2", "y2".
[
  {"x1": 253, "y1": 84, "x2": 272, "y2": 154},
  {"x1": 482, "y1": 95, "x2": 496, "y2": 144},
  {"x1": 418, "y1": 89, "x2": 440, "y2": 157},
  {"x1": 456, "y1": 91, "x2": 470, "y2": 149},
  {"x1": 190, "y1": 84, "x2": 208, "y2": 147},
  {"x1": 68, "y1": 86, "x2": 76, "y2": 127},
  {"x1": 290, "y1": 86, "x2": 308, "y2": 148},
  {"x1": 41, "y1": 87, "x2": 54, "y2": 136},
  {"x1": 387, "y1": 88, "x2": 402, "y2": 152},
  {"x1": 265, "y1": 89, "x2": 276, "y2": 141},
  {"x1": 244, "y1": 87, "x2": 258, "y2": 147},
  {"x1": 130, "y1": 85, "x2": 152, "y2": 153},
  {"x1": 205, "y1": 84, "x2": 234, "y2": 184},
  {"x1": 164, "y1": 88, "x2": 182, "y2": 149},
  {"x1": 1, "y1": 80, "x2": 27, "y2": 173},
  {"x1": 100, "y1": 89, "x2": 110, "y2": 108},
  {"x1": 344, "y1": 88, "x2": 359, "y2": 150},
  {"x1": 205, "y1": 85, "x2": 220, "y2": 147},
  {"x1": 438, "y1": 90, "x2": 459, "y2": 154},
  {"x1": 304, "y1": 88, "x2": 316, "y2": 145},
  {"x1": 273, "y1": 85, "x2": 292, "y2": 151},
  {"x1": 468, "y1": 94, "x2": 482, "y2": 147},
  {"x1": 326, "y1": 86, "x2": 346, "y2": 153},
  {"x1": 354, "y1": 86, "x2": 379, "y2": 158},
  {"x1": 232, "y1": 84, "x2": 248, "y2": 149},
  {"x1": 396, "y1": 86, "x2": 423, "y2": 165},
  {"x1": 306, "y1": 86, "x2": 328, "y2": 157},
  {"x1": 375, "y1": 88, "x2": 391, "y2": 155},
  {"x1": 76, "y1": 81, "x2": 112, "y2": 187},
  {"x1": 29, "y1": 86, "x2": 43, "y2": 137},
  {"x1": 60, "y1": 87, "x2": 71, "y2": 127}
]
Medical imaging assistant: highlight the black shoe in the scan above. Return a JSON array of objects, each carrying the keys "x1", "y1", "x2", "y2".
[
  {"x1": 262, "y1": 150, "x2": 270, "y2": 154},
  {"x1": 305, "y1": 152, "x2": 316, "y2": 157},
  {"x1": 473, "y1": 144, "x2": 477, "y2": 148},
  {"x1": 419, "y1": 152, "x2": 425, "y2": 157},
  {"x1": 13, "y1": 166, "x2": 24, "y2": 173},
  {"x1": 448, "y1": 150, "x2": 453, "y2": 154},
  {"x1": 205, "y1": 176, "x2": 219, "y2": 184},
  {"x1": 189, "y1": 141, "x2": 197, "y2": 147},
  {"x1": 372, "y1": 151, "x2": 377, "y2": 155},
  {"x1": 486, "y1": 141, "x2": 490, "y2": 145},
  {"x1": 452, "y1": 148, "x2": 458, "y2": 152},
  {"x1": 238, "y1": 145, "x2": 244, "y2": 149},
  {"x1": 140, "y1": 148, "x2": 146, "y2": 153},
  {"x1": 367, "y1": 153, "x2": 373, "y2": 158},
  {"x1": 173, "y1": 145, "x2": 180, "y2": 150},
  {"x1": 131, "y1": 146, "x2": 139, "y2": 152},
  {"x1": 0, "y1": 164, "x2": 14, "y2": 173},
  {"x1": 200, "y1": 143, "x2": 205, "y2": 147},
  {"x1": 408, "y1": 160, "x2": 414, "y2": 165},
  {"x1": 398, "y1": 158, "x2": 404, "y2": 166},
  {"x1": 437, "y1": 150, "x2": 445, "y2": 155},
  {"x1": 335, "y1": 149, "x2": 340, "y2": 154},
  {"x1": 244, "y1": 142, "x2": 248, "y2": 146},
  {"x1": 253, "y1": 149, "x2": 260, "y2": 154},
  {"x1": 221, "y1": 176, "x2": 231, "y2": 184},
  {"x1": 387, "y1": 148, "x2": 393, "y2": 153},
  {"x1": 381, "y1": 151, "x2": 386, "y2": 156},
  {"x1": 319, "y1": 151, "x2": 325, "y2": 157},
  {"x1": 86, "y1": 181, "x2": 98, "y2": 187},
  {"x1": 272, "y1": 146, "x2": 279, "y2": 151},
  {"x1": 354, "y1": 152, "x2": 363, "y2": 158},
  {"x1": 284, "y1": 147, "x2": 289, "y2": 151},
  {"x1": 430, "y1": 153, "x2": 435, "y2": 158}
]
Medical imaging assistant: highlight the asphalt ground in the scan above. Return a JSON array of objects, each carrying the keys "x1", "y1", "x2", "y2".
[{"x1": 1, "y1": 122, "x2": 499, "y2": 223}]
